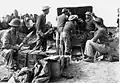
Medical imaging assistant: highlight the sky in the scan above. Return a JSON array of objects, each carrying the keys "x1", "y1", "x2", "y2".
[{"x1": 0, "y1": 0, "x2": 119, "y2": 26}]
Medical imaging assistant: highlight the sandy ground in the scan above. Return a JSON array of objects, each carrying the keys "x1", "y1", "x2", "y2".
[
  {"x1": 49, "y1": 61, "x2": 120, "y2": 83},
  {"x1": 0, "y1": 56, "x2": 120, "y2": 83}
]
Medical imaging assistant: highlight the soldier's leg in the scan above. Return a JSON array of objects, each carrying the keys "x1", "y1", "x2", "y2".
[
  {"x1": 1, "y1": 49, "x2": 16, "y2": 68},
  {"x1": 42, "y1": 38, "x2": 47, "y2": 52},
  {"x1": 60, "y1": 32, "x2": 65, "y2": 55},
  {"x1": 64, "y1": 35, "x2": 71, "y2": 55},
  {"x1": 84, "y1": 40, "x2": 110, "y2": 57},
  {"x1": 84, "y1": 40, "x2": 94, "y2": 57},
  {"x1": 56, "y1": 31, "x2": 60, "y2": 54}
]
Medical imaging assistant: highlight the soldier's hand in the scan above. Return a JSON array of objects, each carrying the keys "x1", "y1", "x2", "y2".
[
  {"x1": 90, "y1": 31, "x2": 95, "y2": 34},
  {"x1": 38, "y1": 32, "x2": 44, "y2": 37},
  {"x1": 14, "y1": 45, "x2": 20, "y2": 50}
]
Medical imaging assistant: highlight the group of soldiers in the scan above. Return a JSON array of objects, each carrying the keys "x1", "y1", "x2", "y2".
[
  {"x1": 0, "y1": 9, "x2": 38, "y2": 34},
  {"x1": 0, "y1": 5, "x2": 117, "y2": 71},
  {"x1": 56, "y1": 7, "x2": 117, "y2": 63}
]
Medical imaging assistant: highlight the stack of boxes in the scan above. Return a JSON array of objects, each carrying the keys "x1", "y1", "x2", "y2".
[{"x1": 18, "y1": 50, "x2": 47, "y2": 69}]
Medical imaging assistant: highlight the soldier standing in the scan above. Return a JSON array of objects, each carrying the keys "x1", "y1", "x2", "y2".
[
  {"x1": 56, "y1": 8, "x2": 69, "y2": 54},
  {"x1": 84, "y1": 11, "x2": 96, "y2": 40},
  {"x1": 60, "y1": 15, "x2": 77, "y2": 55},
  {"x1": 33, "y1": 6, "x2": 50, "y2": 51}
]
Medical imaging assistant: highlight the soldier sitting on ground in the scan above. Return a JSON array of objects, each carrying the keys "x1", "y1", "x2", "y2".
[
  {"x1": 0, "y1": 18, "x2": 23, "y2": 70},
  {"x1": 84, "y1": 17, "x2": 115, "y2": 62}
]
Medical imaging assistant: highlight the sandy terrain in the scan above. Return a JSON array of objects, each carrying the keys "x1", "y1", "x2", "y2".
[
  {"x1": 0, "y1": 57, "x2": 119, "y2": 83},
  {"x1": 50, "y1": 61, "x2": 120, "y2": 83}
]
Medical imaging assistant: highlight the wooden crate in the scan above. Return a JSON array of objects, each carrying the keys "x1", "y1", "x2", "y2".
[
  {"x1": 27, "y1": 54, "x2": 37, "y2": 68},
  {"x1": 18, "y1": 51, "x2": 27, "y2": 68},
  {"x1": 71, "y1": 38, "x2": 82, "y2": 47},
  {"x1": 18, "y1": 50, "x2": 47, "y2": 68},
  {"x1": 27, "y1": 51, "x2": 48, "y2": 68}
]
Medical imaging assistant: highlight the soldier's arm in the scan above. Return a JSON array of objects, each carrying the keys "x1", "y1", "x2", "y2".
[
  {"x1": 71, "y1": 22, "x2": 77, "y2": 36},
  {"x1": 1, "y1": 32, "x2": 17, "y2": 49},
  {"x1": 91, "y1": 27, "x2": 103, "y2": 42},
  {"x1": 73, "y1": 22, "x2": 77, "y2": 34}
]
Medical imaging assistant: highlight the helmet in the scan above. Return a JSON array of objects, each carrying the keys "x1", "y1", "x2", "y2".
[
  {"x1": 62, "y1": 8, "x2": 69, "y2": 13},
  {"x1": 74, "y1": 15, "x2": 78, "y2": 19},
  {"x1": 94, "y1": 17, "x2": 103, "y2": 23},
  {"x1": 9, "y1": 18, "x2": 21, "y2": 27}
]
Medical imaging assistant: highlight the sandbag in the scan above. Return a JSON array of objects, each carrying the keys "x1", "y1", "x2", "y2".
[
  {"x1": 8, "y1": 67, "x2": 33, "y2": 83},
  {"x1": 32, "y1": 59, "x2": 51, "y2": 83}
]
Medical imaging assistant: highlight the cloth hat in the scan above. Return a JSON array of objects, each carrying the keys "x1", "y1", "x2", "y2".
[
  {"x1": 62, "y1": 8, "x2": 69, "y2": 13},
  {"x1": 85, "y1": 11, "x2": 91, "y2": 15},
  {"x1": 94, "y1": 17, "x2": 103, "y2": 23},
  {"x1": 68, "y1": 15, "x2": 77, "y2": 21},
  {"x1": 74, "y1": 15, "x2": 78, "y2": 19},
  {"x1": 42, "y1": 6, "x2": 50, "y2": 11}
]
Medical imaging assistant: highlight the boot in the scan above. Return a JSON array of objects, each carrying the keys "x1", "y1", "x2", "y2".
[{"x1": 84, "y1": 57, "x2": 94, "y2": 63}]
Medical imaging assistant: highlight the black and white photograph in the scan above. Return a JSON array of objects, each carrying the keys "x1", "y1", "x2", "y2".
[{"x1": 0, "y1": 0, "x2": 119, "y2": 83}]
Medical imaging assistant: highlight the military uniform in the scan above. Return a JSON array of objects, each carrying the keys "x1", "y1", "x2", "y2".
[
  {"x1": 33, "y1": 13, "x2": 47, "y2": 51},
  {"x1": 56, "y1": 13, "x2": 68, "y2": 54},
  {"x1": 33, "y1": 6, "x2": 50, "y2": 51},
  {"x1": 0, "y1": 28, "x2": 21, "y2": 68},
  {"x1": 84, "y1": 28, "x2": 110, "y2": 57},
  {"x1": 60, "y1": 16, "x2": 76, "y2": 55},
  {"x1": 84, "y1": 12, "x2": 96, "y2": 40},
  {"x1": 84, "y1": 18, "x2": 111, "y2": 62},
  {"x1": 85, "y1": 18, "x2": 96, "y2": 40}
]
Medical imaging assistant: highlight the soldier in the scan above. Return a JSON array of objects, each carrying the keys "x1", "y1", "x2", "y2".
[
  {"x1": 60, "y1": 15, "x2": 77, "y2": 55},
  {"x1": 24, "y1": 17, "x2": 35, "y2": 34},
  {"x1": 0, "y1": 18, "x2": 22, "y2": 70},
  {"x1": 84, "y1": 11, "x2": 96, "y2": 40},
  {"x1": 56, "y1": 8, "x2": 69, "y2": 54},
  {"x1": 84, "y1": 17, "x2": 113, "y2": 62},
  {"x1": 46, "y1": 21, "x2": 54, "y2": 50},
  {"x1": 33, "y1": 6, "x2": 50, "y2": 51}
]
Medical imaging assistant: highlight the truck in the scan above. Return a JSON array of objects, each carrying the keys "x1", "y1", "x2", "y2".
[
  {"x1": 57, "y1": 6, "x2": 93, "y2": 21},
  {"x1": 57, "y1": 6, "x2": 93, "y2": 31}
]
